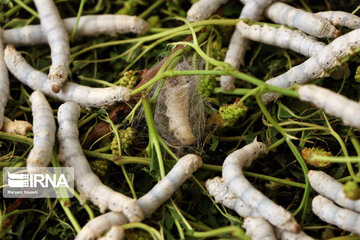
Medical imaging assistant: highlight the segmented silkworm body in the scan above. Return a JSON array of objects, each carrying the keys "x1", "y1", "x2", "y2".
[
  {"x1": 308, "y1": 170, "x2": 360, "y2": 212},
  {"x1": 163, "y1": 77, "x2": 195, "y2": 145},
  {"x1": 206, "y1": 177, "x2": 314, "y2": 240},
  {"x1": 221, "y1": 0, "x2": 272, "y2": 90},
  {"x1": 264, "y1": 2, "x2": 338, "y2": 38},
  {"x1": 236, "y1": 21, "x2": 326, "y2": 57},
  {"x1": 298, "y1": 85, "x2": 360, "y2": 130},
  {"x1": 57, "y1": 102, "x2": 143, "y2": 222},
  {"x1": 76, "y1": 154, "x2": 202, "y2": 239},
  {"x1": 137, "y1": 154, "x2": 202, "y2": 217},
  {"x1": 222, "y1": 139, "x2": 300, "y2": 233},
  {"x1": 315, "y1": 11, "x2": 360, "y2": 29},
  {"x1": 205, "y1": 177, "x2": 261, "y2": 217},
  {"x1": 3, "y1": 15, "x2": 150, "y2": 47},
  {"x1": 186, "y1": 0, "x2": 228, "y2": 22},
  {"x1": 4, "y1": 45, "x2": 131, "y2": 109},
  {"x1": 27, "y1": 90, "x2": 56, "y2": 174},
  {"x1": 243, "y1": 217, "x2": 277, "y2": 240},
  {"x1": 97, "y1": 226, "x2": 124, "y2": 240},
  {"x1": 33, "y1": 0, "x2": 70, "y2": 93},
  {"x1": 2, "y1": 117, "x2": 32, "y2": 136},
  {"x1": 312, "y1": 195, "x2": 360, "y2": 235},
  {"x1": 261, "y1": 28, "x2": 360, "y2": 104},
  {"x1": 0, "y1": 30, "x2": 9, "y2": 130},
  {"x1": 75, "y1": 212, "x2": 128, "y2": 240}
]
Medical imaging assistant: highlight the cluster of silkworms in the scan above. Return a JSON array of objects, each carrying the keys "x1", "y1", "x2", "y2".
[{"x1": 187, "y1": 2, "x2": 360, "y2": 235}]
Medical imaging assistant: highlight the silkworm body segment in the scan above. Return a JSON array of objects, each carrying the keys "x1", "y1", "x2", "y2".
[
  {"x1": 243, "y1": 217, "x2": 277, "y2": 240},
  {"x1": 33, "y1": 0, "x2": 70, "y2": 92},
  {"x1": 186, "y1": 0, "x2": 228, "y2": 22},
  {"x1": 3, "y1": 15, "x2": 149, "y2": 47},
  {"x1": 137, "y1": 154, "x2": 202, "y2": 217},
  {"x1": 308, "y1": 170, "x2": 360, "y2": 212},
  {"x1": 315, "y1": 11, "x2": 360, "y2": 29},
  {"x1": 264, "y1": 2, "x2": 338, "y2": 38},
  {"x1": 299, "y1": 85, "x2": 360, "y2": 130},
  {"x1": 312, "y1": 195, "x2": 360, "y2": 235},
  {"x1": 164, "y1": 78, "x2": 195, "y2": 145},
  {"x1": 57, "y1": 102, "x2": 143, "y2": 222},
  {"x1": 222, "y1": 139, "x2": 300, "y2": 233},
  {"x1": 27, "y1": 90, "x2": 56, "y2": 173},
  {"x1": 4, "y1": 45, "x2": 131, "y2": 109}
]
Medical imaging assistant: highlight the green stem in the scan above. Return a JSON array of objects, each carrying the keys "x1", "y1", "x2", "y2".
[
  {"x1": 189, "y1": 226, "x2": 250, "y2": 240},
  {"x1": 13, "y1": 0, "x2": 39, "y2": 18},
  {"x1": 142, "y1": 97, "x2": 165, "y2": 178},
  {"x1": 139, "y1": 0, "x2": 165, "y2": 19},
  {"x1": 256, "y1": 94, "x2": 310, "y2": 224},
  {"x1": 71, "y1": 0, "x2": 87, "y2": 40},
  {"x1": 214, "y1": 87, "x2": 252, "y2": 95}
]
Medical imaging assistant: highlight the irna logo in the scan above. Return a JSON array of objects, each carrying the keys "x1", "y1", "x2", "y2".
[
  {"x1": 3, "y1": 167, "x2": 74, "y2": 198},
  {"x1": 7, "y1": 172, "x2": 69, "y2": 188}
]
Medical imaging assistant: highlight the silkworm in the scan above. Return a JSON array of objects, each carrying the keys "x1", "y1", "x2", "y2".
[
  {"x1": 187, "y1": 0, "x2": 228, "y2": 22},
  {"x1": 33, "y1": 0, "x2": 70, "y2": 93},
  {"x1": 75, "y1": 212, "x2": 128, "y2": 240},
  {"x1": 4, "y1": 45, "x2": 131, "y2": 109},
  {"x1": 76, "y1": 154, "x2": 202, "y2": 239},
  {"x1": 3, "y1": 15, "x2": 150, "y2": 47},
  {"x1": 97, "y1": 226, "x2": 124, "y2": 240},
  {"x1": 221, "y1": 0, "x2": 272, "y2": 90},
  {"x1": 308, "y1": 170, "x2": 360, "y2": 212},
  {"x1": 164, "y1": 77, "x2": 195, "y2": 145},
  {"x1": 264, "y1": 2, "x2": 338, "y2": 38},
  {"x1": 312, "y1": 195, "x2": 360, "y2": 235},
  {"x1": 243, "y1": 217, "x2": 277, "y2": 240},
  {"x1": 137, "y1": 154, "x2": 202, "y2": 217},
  {"x1": 0, "y1": 29, "x2": 9, "y2": 130},
  {"x1": 222, "y1": 138, "x2": 300, "y2": 233},
  {"x1": 206, "y1": 177, "x2": 314, "y2": 240},
  {"x1": 315, "y1": 11, "x2": 360, "y2": 29},
  {"x1": 298, "y1": 85, "x2": 360, "y2": 130},
  {"x1": 1, "y1": 117, "x2": 32, "y2": 136},
  {"x1": 27, "y1": 90, "x2": 56, "y2": 174},
  {"x1": 236, "y1": 21, "x2": 326, "y2": 57},
  {"x1": 261, "y1": 27, "x2": 360, "y2": 104},
  {"x1": 57, "y1": 102, "x2": 143, "y2": 222}
]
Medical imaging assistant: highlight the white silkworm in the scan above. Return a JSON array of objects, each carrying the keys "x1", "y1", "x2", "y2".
[
  {"x1": 222, "y1": 138, "x2": 300, "y2": 233},
  {"x1": 221, "y1": 0, "x2": 272, "y2": 90},
  {"x1": 315, "y1": 11, "x2": 360, "y2": 29},
  {"x1": 33, "y1": 0, "x2": 70, "y2": 93},
  {"x1": 76, "y1": 154, "x2": 202, "y2": 239},
  {"x1": 312, "y1": 195, "x2": 360, "y2": 235},
  {"x1": 243, "y1": 217, "x2": 277, "y2": 240},
  {"x1": 261, "y1": 27, "x2": 360, "y2": 104},
  {"x1": 164, "y1": 77, "x2": 195, "y2": 145},
  {"x1": 298, "y1": 85, "x2": 360, "y2": 130},
  {"x1": 1, "y1": 117, "x2": 32, "y2": 136},
  {"x1": 0, "y1": 29, "x2": 9, "y2": 130},
  {"x1": 137, "y1": 154, "x2": 202, "y2": 217},
  {"x1": 264, "y1": 2, "x2": 338, "y2": 38},
  {"x1": 206, "y1": 177, "x2": 314, "y2": 240},
  {"x1": 57, "y1": 102, "x2": 143, "y2": 222},
  {"x1": 75, "y1": 212, "x2": 128, "y2": 240},
  {"x1": 236, "y1": 21, "x2": 326, "y2": 57},
  {"x1": 27, "y1": 90, "x2": 56, "y2": 174},
  {"x1": 4, "y1": 45, "x2": 131, "y2": 109},
  {"x1": 187, "y1": 0, "x2": 228, "y2": 22},
  {"x1": 3, "y1": 15, "x2": 150, "y2": 47},
  {"x1": 97, "y1": 226, "x2": 124, "y2": 240},
  {"x1": 308, "y1": 170, "x2": 360, "y2": 212}
]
